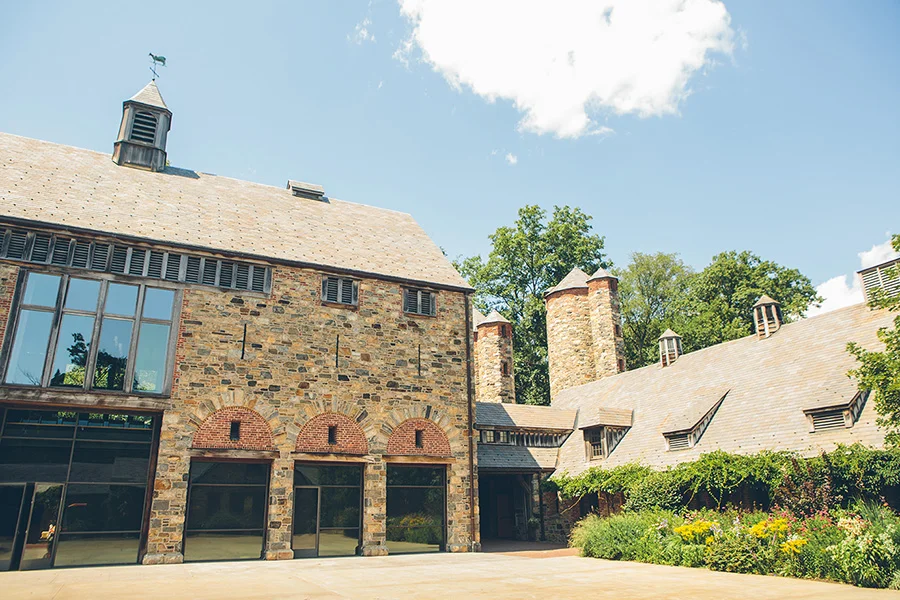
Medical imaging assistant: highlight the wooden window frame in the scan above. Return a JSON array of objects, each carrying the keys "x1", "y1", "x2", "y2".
[
  {"x1": 403, "y1": 288, "x2": 437, "y2": 317},
  {"x1": 321, "y1": 276, "x2": 359, "y2": 307}
]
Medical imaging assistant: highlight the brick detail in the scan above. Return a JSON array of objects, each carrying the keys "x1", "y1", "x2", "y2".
[
  {"x1": 0, "y1": 264, "x2": 18, "y2": 353},
  {"x1": 386, "y1": 418, "x2": 451, "y2": 457},
  {"x1": 192, "y1": 406, "x2": 274, "y2": 451},
  {"x1": 296, "y1": 412, "x2": 368, "y2": 455}
]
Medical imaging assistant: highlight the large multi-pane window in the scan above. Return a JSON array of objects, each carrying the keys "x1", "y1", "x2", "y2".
[
  {"x1": 386, "y1": 465, "x2": 445, "y2": 553},
  {"x1": 184, "y1": 462, "x2": 269, "y2": 562},
  {"x1": 3, "y1": 272, "x2": 177, "y2": 394},
  {"x1": 0, "y1": 408, "x2": 156, "y2": 570},
  {"x1": 293, "y1": 464, "x2": 362, "y2": 558}
]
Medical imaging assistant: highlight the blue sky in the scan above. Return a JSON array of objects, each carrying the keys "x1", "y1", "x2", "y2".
[{"x1": 1, "y1": 1, "x2": 898, "y2": 311}]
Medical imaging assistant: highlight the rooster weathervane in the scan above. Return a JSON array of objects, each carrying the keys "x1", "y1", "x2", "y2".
[{"x1": 149, "y1": 53, "x2": 166, "y2": 80}]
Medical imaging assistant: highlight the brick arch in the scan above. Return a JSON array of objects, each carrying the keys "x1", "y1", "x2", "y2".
[
  {"x1": 386, "y1": 418, "x2": 451, "y2": 457},
  {"x1": 295, "y1": 412, "x2": 368, "y2": 455},
  {"x1": 192, "y1": 406, "x2": 275, "y2": 451}
]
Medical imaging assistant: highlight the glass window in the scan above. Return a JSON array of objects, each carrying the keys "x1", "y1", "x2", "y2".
[
  {"x1": 3, "y1": 274, "x2": 176, "y2": 394},
  {"x1": 4, "y1": 310, "x2": 53, "y2": 385},
  {"x1": 294, "y1": 464, "x2": 361, "y2": 487},
  {"x1": 386, "y1": 466, "x2": 445, "y2": 554}
]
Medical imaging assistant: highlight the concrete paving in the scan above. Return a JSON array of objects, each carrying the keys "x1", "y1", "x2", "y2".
[{"x1": 3, "y1": 548, "x2": 900, "y2": 599}]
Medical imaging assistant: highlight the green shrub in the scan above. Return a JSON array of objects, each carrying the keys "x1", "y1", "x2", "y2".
[
  {"x1": 624, "y1": 471, "x2": 683, "y2": 511},
  {"x1": 572, "y1": 512, "x2": 656, "y2": 560},
  {"x1": 705, "y1": 532, "x2": 761, "y2": 574}
]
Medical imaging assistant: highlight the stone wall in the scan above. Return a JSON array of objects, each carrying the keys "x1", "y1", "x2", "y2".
[
  {"x1": 144, "y1": 263, "x2": 477, "y2": 563},
  {"x1": 474, "y1": 322, "x2": 515, "y2": 403},
  {"x1": 0, "y1": 263, "x2": 17, "y2": 352},
  {"x1": 587, "y1": 277, "x2": 626, "y2": 378}
]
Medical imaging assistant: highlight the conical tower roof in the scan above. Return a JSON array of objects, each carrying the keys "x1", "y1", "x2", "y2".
[
  {"x1": 472, "y1": 307, "x2": 487, "y2": 327},
  {"x1": 545, "y1": 267, "x2": 589, "y2": 296},
  {"x1": 587, "y1": 266, "x2": 615, "y2": 281},
  {"x1": 129, "y1": 80, "x2": 169, "y2": 110},
  {"x1": 480, "y1": 309, "x2": 511, "y2": 325},
  {"x1": 753, "y1": 294, "x2": 780, "y2": 307}
]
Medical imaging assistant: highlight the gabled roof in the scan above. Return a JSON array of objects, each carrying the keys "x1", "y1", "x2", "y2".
[
  {"x1": 0, "y1": 132, "x2": 471, "y2": 290},
  {"x1": 578, "y1": 407, "x2": 633, "y2": 429},
  {"x1": 480, "y1": 310, "x2": 510, "y2": 325},
  {"x1": 553, "y1": 303, "x2": 892, "y2": 474},
  {"x1": 476, "y1": 402, "x2": 576, "y2": 431},
  {"x1": 545, "y1": 267, "x2": 589, "y2": 296},
  {"x1": 129, "y1": 81, "x2": 169, "y2": 110}
]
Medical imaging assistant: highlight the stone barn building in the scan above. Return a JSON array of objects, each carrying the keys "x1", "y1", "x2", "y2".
[{"x1": 0, "y1": 81, "x2": 479, "y2": 571}]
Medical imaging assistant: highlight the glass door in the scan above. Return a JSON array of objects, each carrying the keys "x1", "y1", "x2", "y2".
[
  {"x1": 0, "y1": 484, "x2": 27, "y2": 571},
  {"x1": 19, "y1": 483, "x2": 64, "y2": 571},
  {"x1": 292, "y1": 487, "x2": 318, "y2": 558}
]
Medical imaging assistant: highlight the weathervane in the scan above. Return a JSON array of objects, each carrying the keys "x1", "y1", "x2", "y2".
[{"x1": 149, "y1": 53, "x2": 167, "y2": 80}]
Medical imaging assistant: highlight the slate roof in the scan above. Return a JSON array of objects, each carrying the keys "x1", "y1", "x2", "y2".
[
  {"x1": 554, "y1": 303, "x2": 893, "y2": 475},
  {"x1": 545, "y1": 267, "x2": 589, "y2": 295},
  {"x1": 476, "y1": 444, "x2": 561, "y2": 471},
  {"x1": 475, "y1": 402, "x2": 576, "y2": 431},
  {"x1": 129, "y1": 81, "x2": 168, "y2": 110},
  {"x1": 480, "y1": 310, "x2": 510, "y2": 325},
  {"x1": 473, "y1": 308, "x2": 487, "y2": 327},
  {"x1": 0, "y1": 132, "x2": 470, "y2": 289}
]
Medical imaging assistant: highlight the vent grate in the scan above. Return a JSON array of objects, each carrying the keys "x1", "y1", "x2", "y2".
[
  {"x1": 667, "y1": 433, "x2": 690, "y2": 451},
  {"x1": 130, "y1": 111, "x2": 158, "y2": 144},
  {"x1": 812, "y1": 411, "x2": 846, "y2": 431},
  {"x1": 0, "y1": 226, "x2": 271, "y2": 293}
]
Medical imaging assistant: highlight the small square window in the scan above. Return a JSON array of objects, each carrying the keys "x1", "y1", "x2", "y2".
[
  {"x1": 327, "y1": 425, "x2": 338, "y2": 445},
  {"x1": 322, "y1": 277, "x2": 358, "y2": 305},
  {"x1": 404, "y1": 288, "x2": 436, "y2": 316},
  {"x1": 415, "y1": 429, "x2": 424, "y2": 448},
  {"x1": 229, "y1": 421, "x2": 241, "y2": 441}
]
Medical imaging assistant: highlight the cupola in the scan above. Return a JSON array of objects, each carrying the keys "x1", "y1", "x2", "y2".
[
  {"x1": 753, "y1": 295, "x2": 783, "y2": 338},
  {"x1": 658, "y1": 329, "x2": 683, "y2": 367},
  {"x1": 112, "y1": 80, "x2": 172, "y2": 172}
]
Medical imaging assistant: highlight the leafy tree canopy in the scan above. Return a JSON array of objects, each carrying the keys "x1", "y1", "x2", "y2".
[
  {"x1": 455, "y1": 205, "x2": 608, "y2": 405},
  {"x1": 849, "y1": 235, "x2": 900, "y2": 445}
]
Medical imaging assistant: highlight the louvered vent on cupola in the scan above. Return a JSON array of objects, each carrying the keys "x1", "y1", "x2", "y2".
[
  {"x1": 130, "y1": 111, "x2": 158, "y2": 144},
  {"x1": 859, "y1": 258, "x2": 900, "y2": 301},
  {"x1": 753, "y1": 295, "x2": 783, "y2": 338},
  {"x1": 287, "y1": 180, "x2": 327, "y2": 202},
  {"x1": 658, "y1": 329, "x2": 683, "y2": 367}
]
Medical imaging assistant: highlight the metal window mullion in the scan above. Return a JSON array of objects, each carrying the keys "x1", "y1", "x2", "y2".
[
  {"x1": 159, "y1": 288, "x2": 181, "y2": 396},
  {"x1": 124, "y1": 286, "x2": 147, "y2": 393},
  {"x1": 83, "y1": 281, "x2": 108, "y2": 391},
  {"x1": 23, "y1": 232, "x2": 36, "y2": 262},
  {"x1": 214, "y1": 260, "x2": 222, "y2": 287},
  {"x1": 46, "y1": 235, "x2": 57, "y2": 266}
]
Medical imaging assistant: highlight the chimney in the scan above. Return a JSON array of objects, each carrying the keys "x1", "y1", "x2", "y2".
[
  {"x1": 658, "y1": 329, "x2": 683, "y2": 367},
  {"x1": 753, "y1": 295, "x2": 783, "y2": 338}
]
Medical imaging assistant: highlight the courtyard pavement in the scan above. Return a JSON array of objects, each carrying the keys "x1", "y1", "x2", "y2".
[{"x1": 3, "y1": 543, "x2": 900, "y2": 599}]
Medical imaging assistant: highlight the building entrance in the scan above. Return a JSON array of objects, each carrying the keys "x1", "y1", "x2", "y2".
[
  {"x1": 292, "y1": 463, "x2": 362, "y2": 558},
  {"x1": 0, "y1": 408, "x2": 157, "y2": 570}
]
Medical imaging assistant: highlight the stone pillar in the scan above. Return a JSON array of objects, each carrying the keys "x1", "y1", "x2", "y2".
[
  {"x1": 447, "y1": 460, "x2": 478, "y2": 552},
  {"x1": 474, "y1": 313, "x2": 515, "y2": 404},
  {"x1": 586, "y1": 270, "x2": 625, "y2": 378},
  {"x1": 265, "y1": 453, "x2": 294, "y2": 560},
  {"x1": 143, "y1": 411, "x2": 190, "y2": 565},
  {"x1": 545, "y1": 271, "x2": 595, "y2": 399},
  {"x1": 361, "y1": 458, "x2": 388, "y2": 556}
]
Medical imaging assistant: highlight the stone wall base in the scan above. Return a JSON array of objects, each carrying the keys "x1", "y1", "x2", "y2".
[
  {"x1": 448, "y1": 542, "x2": 481, "y2": 553},
  {"x1": 361, "y1": 543, "x2": 389, "y2": 556},
  {"x1": 142, "y1": 552, "x2": 184, "y2": 565},
  {"x1": 265, "y1": 550, "x2": 294, "y2": 560}
]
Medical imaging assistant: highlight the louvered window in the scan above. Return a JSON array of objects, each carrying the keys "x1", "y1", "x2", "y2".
[
  {"x1": 587, "y1": 426, "x2": 627, "y2": 459},
  {"x1": 0, "y1": 227, "x2": 271, "y2": 293},
  {"x1": 859, "y1": 258, "x2": 900, "y2": 301},
  {"x1": 811, "y1": 410, "x2": 847, "y2": 432},
  {"x1": 130, "y1": 111, "x2": 158, "y2": 144},
  {"x1": 322, "y1": 276, "x2": 358, "y2": 306},
  {"x1": 403, "y1": 288, "x2": 436, "y2": 316},
  {"x1": 666, "y1": 433, "x2": 691, "y2": 451}
]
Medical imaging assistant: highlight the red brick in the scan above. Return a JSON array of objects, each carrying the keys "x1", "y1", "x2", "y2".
[
  {"x1": 193, "y1": 406, "x2": 274, "y2": 451},
  {"x1": 386, "y1": 418, "x2": 451, "y2": 457},
  {"x1": 295, "y1": 412, "x2": 368, "y2": 455}
]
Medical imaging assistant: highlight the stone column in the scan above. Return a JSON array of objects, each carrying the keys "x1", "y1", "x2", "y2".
[
  {"x1": 265, "y1": 452, "x2": 295, "y2": 560},
  {"x1": 143, "y1": 411, "x2": 190, "y2": 564},
  {"x1": 586, "y1": 273, "x2": 625, "y2": 378},
  {"x1": 361, "y1": 458, "x2": 388, "y2": 556}
]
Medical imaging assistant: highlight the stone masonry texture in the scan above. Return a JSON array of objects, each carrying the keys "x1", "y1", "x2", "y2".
[
  {"x1": 545, "y1": 288, "x2": 595, "y2": 399},
  {"x1": 474, "y1": 322, "x2": 515, "y2": 404},
  {"x1": 144, "y1": 264, "x2": 477, "y2": 563},
  {"x1": 587, "y1": 277, "x2": 626, "y2": 379}
]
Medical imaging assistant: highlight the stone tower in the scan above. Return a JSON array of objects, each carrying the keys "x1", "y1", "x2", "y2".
[
  {"x1": 473, "y1": 309, "x2": 516, "y2": 403},
  {"x1": 545, "y1": 267, "x2": 625, "y2": 399},
  {"x1": 113, "y1": 80, "x2": 172, "y2": 172}
]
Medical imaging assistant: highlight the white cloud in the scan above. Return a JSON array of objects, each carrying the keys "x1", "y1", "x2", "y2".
[
  {"x1": 350, "y1": 18, "x2": 376, "y2": 44},
  {"x1": 807, "y1": 236, "x2": 898, "y2": 317},
  {"x1": 505, "y1": 153, "x2": 518, "y2": 166},
  {"x1": 396, "y1": 0, "x2": 734, "y2": 138},
  {"x1": 859, "y1": 238, "x2": 900, "y2": 269}
]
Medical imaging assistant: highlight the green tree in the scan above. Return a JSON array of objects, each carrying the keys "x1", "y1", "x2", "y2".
[
  {"x1": 455, "y1": 205, "x2": 608, "y2": 405},
  {"x1": 849, "y1": 235, "x2": 900, "y2": 445},
  {"x1": 615, "y1": 252, "x2": 693, "y2": 369},
  {"x1": 671, "y1": 250, "x2": 821, "y2": 352}
]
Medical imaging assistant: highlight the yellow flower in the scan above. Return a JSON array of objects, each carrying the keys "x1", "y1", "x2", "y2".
[
  {"x1": 674, "y1": 519, "x2": 716, "y2": 543},
  {"x1": 780, "y1": 538, "x2": 808, "y2": 555},
  {"x1": 749, "y1": 518, "x2": 789, "y2": 540}
]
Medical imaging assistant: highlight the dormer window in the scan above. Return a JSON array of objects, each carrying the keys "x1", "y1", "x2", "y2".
[
  {"x1": 130, "y1": 111, "x2": 158, "y2": 144},
  {"x1": 805, "y1": 391, "x2": 869, "y2": 433},
  {"x1": 404, "y1": 288, "x2": 436, "y2": 316},
  {"x1": 585, "y1": 426, "x2": 627, "y2": 460},
  {"x1": 663, "y1": 392, "x2": 727, "y2": 451}
]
